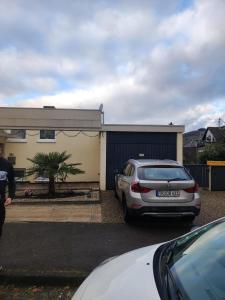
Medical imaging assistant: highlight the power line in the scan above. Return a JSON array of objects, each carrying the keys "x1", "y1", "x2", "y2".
[{"x1": 218, "y1": 118, "x2": 225, "y2": 127}]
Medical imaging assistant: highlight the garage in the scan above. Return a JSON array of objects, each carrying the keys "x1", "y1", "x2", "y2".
[{"x1": 102, "y1": 125, "x2": 184, "y2": 190}]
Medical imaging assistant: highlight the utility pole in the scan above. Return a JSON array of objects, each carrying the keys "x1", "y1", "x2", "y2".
[{"x1": 218, "y1": 117, "x2": 225, "y2": 128}]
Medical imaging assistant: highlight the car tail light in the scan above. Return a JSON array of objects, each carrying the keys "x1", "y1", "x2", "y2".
[
  {"x1": 131, "y1": 203, "x2": 143, "y2": 209},
  {"x1": 131, "y1": 182, "x2": 152, "y2": 193},
  {"x1": 184, "y1": 183, "x2": 199, "y2": 193}
]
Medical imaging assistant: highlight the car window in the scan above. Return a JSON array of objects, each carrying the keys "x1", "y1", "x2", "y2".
[
  {"x1": 167, "y1": 219, "x2": 225, "y2": 300},
  {"x1": 122, "y1": 164, "x2": 131, "y2": 176},
  {"x1": 137, "y1": 166, "x2": 191, "y2": 181},
  {"x1": 129, "y1": 165, "x2": 135, "y2": 176}
]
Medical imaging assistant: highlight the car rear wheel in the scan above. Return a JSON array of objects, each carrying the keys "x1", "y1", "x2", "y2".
[
  {"x1": 122, "y1": 197, "x2": 132, "y2": 223},
  {"x1": 183, "y1": 215, "x2": 195, "y2": 222}
]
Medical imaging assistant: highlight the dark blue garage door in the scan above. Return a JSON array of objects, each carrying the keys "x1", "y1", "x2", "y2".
[
  {"x1": 106, "y1": 132, "x2": 177, "y2": 189},
  {"x1": 211, "y1": 166, "x2": 225, "y2": 191}
]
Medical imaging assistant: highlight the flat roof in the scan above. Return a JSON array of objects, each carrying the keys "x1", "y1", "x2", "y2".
[
  {"x1": 0, "y1": 107, "x2": 102, "y2": 130},
  {"x1": 101, "y1": 124, "x2": 184, "y2": 133}
]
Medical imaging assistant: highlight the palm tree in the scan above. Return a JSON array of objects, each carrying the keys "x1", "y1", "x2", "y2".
[{"x1": 27, "y1": 151, "x2": 85, "y2": 196}]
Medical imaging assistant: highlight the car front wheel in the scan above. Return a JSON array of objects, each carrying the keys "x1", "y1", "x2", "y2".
[{"x1": 122, "y1": 197, "x2": 132, "y2": 223}]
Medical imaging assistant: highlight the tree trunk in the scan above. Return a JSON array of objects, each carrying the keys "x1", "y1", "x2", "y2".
[{"x1": 48, "y1": 176, "x2": 55, "y2": 196}]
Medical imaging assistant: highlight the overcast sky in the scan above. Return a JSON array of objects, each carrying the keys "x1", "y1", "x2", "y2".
[{"x1": 1, "y1": 0, "x2": 225, "y2": 131}]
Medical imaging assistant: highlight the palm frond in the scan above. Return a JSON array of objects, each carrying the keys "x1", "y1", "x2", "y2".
[{"x1": 27, "y1": 151, "x2": 85, "y2": 190}]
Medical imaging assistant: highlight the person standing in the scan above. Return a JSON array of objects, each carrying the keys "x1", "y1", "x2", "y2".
[{"x1": 0, "y1": 147, "x2": 15, "y2": 238}]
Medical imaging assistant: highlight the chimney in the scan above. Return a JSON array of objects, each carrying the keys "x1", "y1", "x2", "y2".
[{"x1": 43, "y1": 106, "x2": 55, "y2": 109}]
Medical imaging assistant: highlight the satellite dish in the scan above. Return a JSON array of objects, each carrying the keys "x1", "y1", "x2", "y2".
[{"x1": 99, "y1": 103, "x2": 103, "y2": 112}]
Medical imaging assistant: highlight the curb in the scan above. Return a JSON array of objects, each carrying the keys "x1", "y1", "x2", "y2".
[
  {"x1": 12, "y1": 200, "x2": 101, "y2": 205},
  {"x1": 0, "y1": 268, "x2": 88, "y2": 286}
]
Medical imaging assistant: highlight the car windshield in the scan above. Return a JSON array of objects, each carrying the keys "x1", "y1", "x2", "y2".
[
  {"x1": 163, "y1": 219, "x2": 225, "y2": 300},
  {"x1": 137, "y1": 166, "x2": 191, "y2": 181}
]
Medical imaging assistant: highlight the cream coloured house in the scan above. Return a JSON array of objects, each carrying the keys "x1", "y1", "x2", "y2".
[{"x1": 0, "y1": 106, "x2": 184, "y2": 190}]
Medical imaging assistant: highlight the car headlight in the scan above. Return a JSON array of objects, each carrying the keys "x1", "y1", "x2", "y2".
[{"x1": 97, "y1": 255, "x2": 118, "y2": 267}]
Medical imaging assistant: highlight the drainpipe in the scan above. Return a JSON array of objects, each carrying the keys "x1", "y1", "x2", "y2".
[{"x1": 209, "y1": 166, "x2": 212, "y2": 191}]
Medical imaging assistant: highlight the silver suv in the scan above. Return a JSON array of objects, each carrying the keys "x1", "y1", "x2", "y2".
[{"x1": 115, "y1": 159, "x2": 201, "y2": 222}]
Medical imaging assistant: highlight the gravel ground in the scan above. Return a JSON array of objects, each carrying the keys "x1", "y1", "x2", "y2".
[
  {"x1": 195, "y1": 189, "x2": 225, "y2": 226},
  {"x1": 0, "y1": 284, "x2": 76, "y2": 300},
  {"x1": 101, "y1": 189, "x2": 225, "y2": 226},
  {"x1": 101, "y1": 191, "x2": 124, "y2": 223}
]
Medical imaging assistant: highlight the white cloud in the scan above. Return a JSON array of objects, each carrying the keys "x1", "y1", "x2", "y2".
[
  {"x1": 0, "y1": 0, "x2": 225, "y2": 130},
  {"x1": 159, "y1": 0, "x2": 225, "y2": 58}
]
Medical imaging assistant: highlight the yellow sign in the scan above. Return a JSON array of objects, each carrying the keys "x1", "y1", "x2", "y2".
[{"x1": 207, "y1": 161, "x2": 225, "y2": 166}]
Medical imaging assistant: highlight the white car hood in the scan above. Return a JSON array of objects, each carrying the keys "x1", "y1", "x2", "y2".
[{"x1": 72, "y1": 244, "x2": 162, "y2": 300}]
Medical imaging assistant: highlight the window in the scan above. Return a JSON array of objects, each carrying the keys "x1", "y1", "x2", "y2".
[
  {"x1": 122, "y1": 164, "x2": 131, "y2": 176},
  {"x1": 10, "y1": 129, "x2": 26, "y2": 139},
  {"x1": 14, "y1": 168, "x2": 26, "y2": 181},
  {"x1": 39, "y1": 130, "x2": 55, "y2": 140},
  {"x1": 128, "y1": 165, "x2": 135, "y2": 176}
]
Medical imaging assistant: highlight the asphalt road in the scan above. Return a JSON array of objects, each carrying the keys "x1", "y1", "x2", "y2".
[{"x1": 0, "y1": 220, "x2": 192, "y2": 276}]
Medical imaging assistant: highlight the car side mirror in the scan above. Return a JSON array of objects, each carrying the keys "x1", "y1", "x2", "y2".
[{"x1": 114, "y1": 169, "x2": 120, "y2": 175}]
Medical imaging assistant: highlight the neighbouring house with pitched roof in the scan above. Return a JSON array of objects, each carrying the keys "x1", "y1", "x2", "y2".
[
  {"x1": 202, "y1": 127, "x2": 225, "y2": 144},
  {"x1": 183, "y1": 128, "x2": 206, "y2": 164},
  {"x1": 184, "y1": 126, "x2": 225, "y2": 164}
]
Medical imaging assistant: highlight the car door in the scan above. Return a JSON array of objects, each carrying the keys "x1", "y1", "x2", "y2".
[{"x1": 119, "y1": 163, "x2": 133, "y2": 197}]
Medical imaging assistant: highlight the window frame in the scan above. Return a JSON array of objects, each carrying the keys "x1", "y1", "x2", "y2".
[
  {"x1": 7, "y1": 129, "x2": 27, "y2": 143},
  {"x1": 14, "y1": 168, "x2": 26, "y2": 181},
  {"x1": 38, "y1": 130, "x2": 56, "y2": 143}
]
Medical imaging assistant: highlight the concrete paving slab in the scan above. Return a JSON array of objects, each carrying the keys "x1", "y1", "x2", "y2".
[{"x1": 5, "y1": 204, "x2": 102, "y2": 223}]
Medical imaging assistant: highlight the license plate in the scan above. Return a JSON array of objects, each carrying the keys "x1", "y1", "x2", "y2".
[{"x1": 156, "y1": 191, "x2": 180, "y2": 197}]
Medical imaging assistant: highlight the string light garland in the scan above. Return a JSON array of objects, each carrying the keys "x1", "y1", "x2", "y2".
[
  {"x1": 25, "y1": 130, "x2": 99, "y2": 138},
  {"x1": 81, "y1": 131, "x2": 99, "y2": 137},
  {"x1": 60, "y1": 131, "x2": 81, "y2": 137}
]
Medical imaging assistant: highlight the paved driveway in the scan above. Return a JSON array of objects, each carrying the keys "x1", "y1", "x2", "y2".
[{"x1": 101, "y1": 189, "x2": 225, "y2": 226}]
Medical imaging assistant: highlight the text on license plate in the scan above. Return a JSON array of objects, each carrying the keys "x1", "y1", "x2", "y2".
[{"x1": 156, "y1": 191, "x2": 180, "y2": 197}]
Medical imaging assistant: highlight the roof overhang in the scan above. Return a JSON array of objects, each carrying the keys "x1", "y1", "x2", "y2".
[{"x1": 101, "y1": 124, "x2": 184, "y2": 133}]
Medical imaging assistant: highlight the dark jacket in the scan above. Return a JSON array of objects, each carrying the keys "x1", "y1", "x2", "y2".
[{"x1": 0, "y1": 157, "x2": 16, "y2": 201}]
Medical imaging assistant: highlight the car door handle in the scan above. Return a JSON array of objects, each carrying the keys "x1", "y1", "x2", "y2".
[{"x1": 121, "y1": 177, "x2": 128, "y2": 183}]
